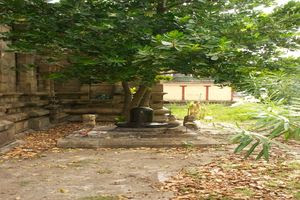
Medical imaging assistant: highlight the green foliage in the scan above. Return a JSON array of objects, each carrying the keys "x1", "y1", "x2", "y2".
[
  {"x1": 0, "y1": 0, "x2": 299, "y2": 88},
  {"x1": 236, "y1": 57, "x2": 300, "y2": 103},
  {"x1": 165, "y1": 104, "x2": 188, "y2": 120},
  {"x1": 155, "y1": 75, "x2": 173, "y2": 82},
  {"x1": 233, "y1": 98, "x2": 300, "y2": 161},
  {"x1": 1, "y1": 0, "x2": 299, "y2": 160},
  {"x1": 135, "y1": 1, "x2": 300, "y2": 86},
  {"x1": 129, "y1": 87, "x2": 137, "y2": 95},
  {"x1": 233, "y1": 61, "x2": 300, "y2": 160}
]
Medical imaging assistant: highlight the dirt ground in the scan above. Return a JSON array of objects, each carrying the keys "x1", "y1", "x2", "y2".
[
  {"x1": 0, "y1": 123, "x2": 299, "y2": 200},
  {"x1": 0, "y1": 147, "x2": 226, "y2": 200}
]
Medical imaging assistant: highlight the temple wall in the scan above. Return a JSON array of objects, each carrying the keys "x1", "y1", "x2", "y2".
[
  {"x1": 55, "y1": 82, "x2": 167, "y2": 123},
  {"x1": 0, "y1": 26, "x2": 166, "y2": 146},
  {"x1": 0, "y1": 27, "x2": 50, "y2": 146}
]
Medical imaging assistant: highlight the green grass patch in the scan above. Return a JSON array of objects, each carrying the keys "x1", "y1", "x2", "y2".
[
  {"x1": 165, "y1": 103, "x2": 260, "y2": 123},
  {"x1": 166, "y1": 103, "x2": 188, "y2": 119},
  {"x1": 233, "y1": 187, "x2": 255, "y2": 198},
  {"x1": 294, "y1": 191, "x2": 300, "y2": 200},
  {"x1": 286, "y1": 161, "x2": 300, "y2": 170}
]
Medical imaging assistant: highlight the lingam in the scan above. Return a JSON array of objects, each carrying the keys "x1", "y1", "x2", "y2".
[{"x1": 116, "y1": 107, "x2": 174, "y2": 128}]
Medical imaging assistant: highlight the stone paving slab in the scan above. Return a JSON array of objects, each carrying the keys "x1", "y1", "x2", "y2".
[{"x1": 57, "y1": 126, "x2": 223, "y2": 149}]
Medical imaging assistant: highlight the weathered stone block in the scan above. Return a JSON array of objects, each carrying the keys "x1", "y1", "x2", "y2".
[
  {"x1": 14, "y1": 120, "x2": 29, "y2": 133},
  {"x1": 151, "y1": 84, "x2": 163, "y2": 92},
  {"x1": 0, "y1": 120, "x2": 13, "y2": 132},
  {"x1": 82, "y1": 114, "x2": 96, "y2": 127},
  {"x1": 0, "y1": 120, "x2": 15, "y2": 146},
  {"x1": 151, "y1": 102, "x2": 164, "y2": 110},
  {"x1": 28, "y1": 109, "x2": 49, "y2": 117},
  {"x1": 6, "y1": 113, "x2": 28, "y2": 122},
  {"x1": 68, "y1": 115, "x2": 82, "y2": 122},
  {"x1": 0, "y1": 129, "x2": 15, "y2": 147},
  {"x1": 112, "y1": 95, "x2": 123, "y2": 104},
  {"x1": 29, "y1": 117, "x2": 50, "y2": 130}
]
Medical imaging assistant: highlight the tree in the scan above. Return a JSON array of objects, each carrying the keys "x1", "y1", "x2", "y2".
[
  {"x1": 231, "y1": 58, "x2": 300, "y2": 161},
  {"x1": 0, "y1": 0, "x2": 299, "y2": 121}
]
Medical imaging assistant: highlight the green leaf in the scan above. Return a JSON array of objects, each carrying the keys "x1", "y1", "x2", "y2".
[
  {"x1": 256, "y1": 149, "x2": 264, "y2": 160},
  {"x1": 263, "y1": 143, "x2": 270, "y2": 161},
  {"x1": 211, "y1": 55, "x2": 219, "y2": 61},
  {"x1": 245, "y1": 141, "x2": 260, "y2": 159},
  {"x1": 234, "y1": 135, "x2": 253, "y2": 153}
]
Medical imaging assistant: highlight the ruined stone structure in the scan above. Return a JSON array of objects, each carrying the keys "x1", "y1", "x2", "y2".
[{"x1": 0, "y1": 26, "x2": 167, "y2": 147}]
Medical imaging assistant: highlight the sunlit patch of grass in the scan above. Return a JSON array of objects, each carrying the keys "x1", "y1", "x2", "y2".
[
  {"x1": 233, "y1": 187, "x2": 255, "y2": 198},
  {"x1": 294, "y1": 191, "x2": 300, "y2": 200},
  {"x1": 286, "y1": 161, "x2": 300, "y2": 170},
  {"x1": 166, "y1": 103, "x2": 188, "y2": 119},
  {"x1": 165, "y1": 103, "x2": 259, "y2": 123},
  {"x1": 264, "y1": 180, "x2": 280, "y2": 188}
]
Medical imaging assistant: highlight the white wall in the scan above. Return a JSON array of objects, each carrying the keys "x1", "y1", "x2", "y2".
[{"x1": 163, "y1": 82, "x2": 232, "y2": 101}]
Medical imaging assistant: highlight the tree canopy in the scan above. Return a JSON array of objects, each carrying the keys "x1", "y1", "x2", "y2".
[
  {"x1": 1, "y1": 0, "x2": 299, "y2": 87},
  {"x1": 1, "y1": 0, "x2": 300, "y2": 160}
]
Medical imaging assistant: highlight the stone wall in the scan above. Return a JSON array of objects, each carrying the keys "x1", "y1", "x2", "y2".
[
  {"x1": 55, "y1": 82, "x2": 167, "y2": 123},
  {"x1": 0, "y1": 26, "x2": 51, "y2": 146},
  {"x1": 0, "y1": 26, "x2": 167, "y2": 147}
]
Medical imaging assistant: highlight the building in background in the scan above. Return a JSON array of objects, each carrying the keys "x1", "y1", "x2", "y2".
[{"x1": 163, "y1": 74, "x2": 233, "y2": 102}]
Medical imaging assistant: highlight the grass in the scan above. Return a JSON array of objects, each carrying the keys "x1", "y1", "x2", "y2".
[
  {"x1": 295, "y1": 191, "x2": 300, "y2": 200},
  {"x1": 233, "y1": 187, "x2": 255, "y2": 198},
  {"x1": 165, "y1": 102, "x2": 259, "y2": 123}
]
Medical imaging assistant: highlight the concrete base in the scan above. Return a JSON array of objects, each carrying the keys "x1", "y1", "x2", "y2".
[{"x1": 57, "y1": 125, "x2": 222, "y2": 148}]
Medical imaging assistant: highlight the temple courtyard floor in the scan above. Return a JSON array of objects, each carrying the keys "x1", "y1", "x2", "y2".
[{"x1": 0, "y1": 123, "x2": 299, "y2": 200}]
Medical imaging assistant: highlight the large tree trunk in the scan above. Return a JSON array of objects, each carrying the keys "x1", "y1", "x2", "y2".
[
  {"x1": 122, "y1": 81, "x2": 132, "y2": 121},
  {"x1": 140, "y1": 88, "x2": 152, "y2": 107},
  {"x1": 121, "y1": 82, "x2": 152, "y2": 122},
  {"x1": 129, "y1": 84, "x2": 148, "y2": 108}
]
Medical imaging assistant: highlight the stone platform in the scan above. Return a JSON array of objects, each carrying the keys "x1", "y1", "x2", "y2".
[{"x1": 57, "y1": 125, "x2": 222, "y2": 148}]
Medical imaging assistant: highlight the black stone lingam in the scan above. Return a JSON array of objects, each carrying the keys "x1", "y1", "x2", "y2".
[{"x1": 116, "y1": 107, "x2": 169, "y2": 128}]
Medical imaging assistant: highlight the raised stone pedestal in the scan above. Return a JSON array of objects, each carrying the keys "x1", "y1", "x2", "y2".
[{"x1": 57, "y1": 125, "x2": 221, "y2": 148}]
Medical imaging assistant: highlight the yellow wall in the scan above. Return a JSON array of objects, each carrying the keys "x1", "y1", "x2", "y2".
[{"x1": 163, "y1": 82, "x2": 232, "y2": 101}]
